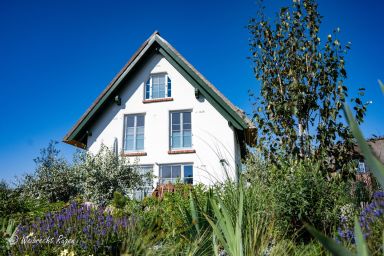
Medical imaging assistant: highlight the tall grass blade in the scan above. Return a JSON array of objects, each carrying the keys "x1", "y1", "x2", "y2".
[
  {"x1": 205, "y1": 186, "x2": 244, "y2": 256},
  {"x1": 236, "y1": 185, "x2": 244, "y2": 256},
  {"x1": 305, "y1": 224, "x2": 351, "y2": 256},
  {"x1": 379, "y1": 79, "x2": 384, "y2": 94},
  {"x1": 189, "y1": 191, "x2": 200, "y2": 233},
  {"x1": 212, "y1": 234, "x2": 220, "y2": 256},
  {"x1": 354, "y1": 218, "x2": 369, "y2": 256}
]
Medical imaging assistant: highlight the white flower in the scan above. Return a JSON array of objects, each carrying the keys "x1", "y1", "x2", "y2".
[{"x1": 59, "y1": 249, "x2": 69, "y2": 256}]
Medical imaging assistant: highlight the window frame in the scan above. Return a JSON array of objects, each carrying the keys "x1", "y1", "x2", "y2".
[
  {"x1": 159, "y1": 163, "x2": 193, "y2": 185},
  {"x1": 123, "y1": 113, "x2": 145, "y2": 152},
  {"x1": 358, "y1": 161, "x2": 367, "y2": 173},
  {"x1": 145, "y1": 73, "x2": 171, "y2": 100},
  {"x1": 169, "y1": 110, "x2": 192, "y2": 149}
]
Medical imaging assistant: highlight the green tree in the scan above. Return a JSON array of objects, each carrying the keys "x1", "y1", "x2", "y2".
[
  {"x1": 20, "y1": 142, "x2": 149, "y2": 205},
  {"x1": 248, "y1": 0, "x2": 368, "y2": 172},
  {"x1": 21, "y1": 141, "x2": 79, "y2": 202},
  {"x1": 74, "y1": 145, "x2": 147, "y2": 205}
]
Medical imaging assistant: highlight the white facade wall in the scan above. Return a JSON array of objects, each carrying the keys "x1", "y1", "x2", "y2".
[{"x1": 87, "y1": 53, "x2": 240, "y2": 188}]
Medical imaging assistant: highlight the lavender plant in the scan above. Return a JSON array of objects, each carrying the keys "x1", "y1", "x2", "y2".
[
  {"x1": 337, "y1": 191, "x2": 384, "y2": 253},
  {"x1": 10, "y1": 202, "x2": 133, "y2": 255}
]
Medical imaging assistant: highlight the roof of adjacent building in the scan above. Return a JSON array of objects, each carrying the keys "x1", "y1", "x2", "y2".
[
  {"x1": 63, "y1": 31, "x2": 254, "y2": 149},
  {"x1": 355, "y1": 137, "x2": 384, "y2": 164}
]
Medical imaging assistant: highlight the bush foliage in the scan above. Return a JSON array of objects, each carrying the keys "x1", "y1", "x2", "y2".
[{"x1": 20, "y1": 142, "x2": 147, "y2": 206}]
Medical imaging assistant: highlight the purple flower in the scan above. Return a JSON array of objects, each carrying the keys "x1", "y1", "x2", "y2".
[
  {"x1": 338, "y1": 190, "x2": 384, "y2": 243},
  {"x1": 12, "y1": 201, "x2": 134, "y2": 255}
]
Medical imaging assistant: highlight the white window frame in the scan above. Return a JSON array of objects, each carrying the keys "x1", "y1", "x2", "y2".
[
  {"x1": 170, "y1": 111, "x2": 192, "y2": 149},
  {"x1": 145, "y1": 73, "x2": 170, "y2": 100},
  {"x1": 123, "y1": 114, "x2": 145, "y2": 152},
  {"x1": 159, "y1": 163, "x2": 193, "y2": 185},
  {"x1": 358, "y1": 161, "x2": 367, "y2": 173}
]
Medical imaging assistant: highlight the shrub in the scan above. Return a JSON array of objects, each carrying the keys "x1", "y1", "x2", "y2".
[
  {"x1": 244, "y1": 156, "x2": 352, "y2": 239},
  {"x1": 338, "y1": 191, "x2": 384, "y2": 254},
  {"x1": 0, "y1": 181, "x2": 28, "y2": 217},
  {"x1": 117, "y1": 184, "x2": 212, "y2": 254},
  {"x1": 19, "y1": 142, "x2": 149, "y2": 206},
  {"x1": 1, "y1": 179, "x2": 68, "y2": 223},
  {"x1": 353, "y1": 181, "x2": 371, "y2": 207},
  {"x1": 112, "y1": 191, "x2": 128, "y2": 209},
  {"x1": 205, "y1": 182, "x2": 275, "y2": 256},
  {"x1": 11, "y1": 202, "x2": 133, "y2": 255},
  {"x1": 0, "y1": 218, "x2": 17, "y2": 255},
  {"x1": 73, "y1": 145, "x2": 146, "y2": 205},
  {"x1": 21, "y1": 141, "x2": 80, "y2": 203}
]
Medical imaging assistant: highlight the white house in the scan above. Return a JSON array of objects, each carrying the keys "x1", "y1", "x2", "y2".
[{"x1": 63, "y1": 31, "x2": 254, "y2": 198}]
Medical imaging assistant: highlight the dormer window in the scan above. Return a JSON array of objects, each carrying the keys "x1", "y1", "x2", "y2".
[{"x1": 145, "y1": 74, "x2": 171, "y2": 100}]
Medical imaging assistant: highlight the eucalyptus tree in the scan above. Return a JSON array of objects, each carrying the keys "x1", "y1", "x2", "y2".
[{"x1": 248, "y1": 0, "x2": 368, "y2": 172}]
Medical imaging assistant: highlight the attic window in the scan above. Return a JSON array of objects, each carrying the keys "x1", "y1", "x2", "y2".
[{"x1": 145, "y1": 74, "x2": 171, "y2": 99}]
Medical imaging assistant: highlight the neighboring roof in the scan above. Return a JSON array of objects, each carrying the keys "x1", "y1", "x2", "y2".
[
  {"x1": 355, "y1": 138, "x2": 384, "y2": 164},
  {"x1": 63, "y1": 31, "x2": 253, "y2": 149}
]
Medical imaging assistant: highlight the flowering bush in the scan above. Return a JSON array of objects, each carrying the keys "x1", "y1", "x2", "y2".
[
  {"x1": 337, "y1": 191, "x2": 384, "y2": 253},
  {"x1": 21, "y1": 141, "x2": 81, "y2": 203},
  {"x1": 359, "y1": 191, "x2": 384, "y2": 253},
  {"x1": 74, "y1": 146, "x2": 146, "y2": 205},
  {"x1": 11, "y1": 202, "x2": 133, "y2": 255},
  {"x1": 20, "y1": 142, "x2": 148, "y2": 206}
]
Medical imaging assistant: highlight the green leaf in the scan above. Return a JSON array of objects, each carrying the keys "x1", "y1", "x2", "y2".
[
  {"x1": 205, "y1": 188, "x2": 244, "y2": 256},
  {"x1": 189, "y1": 191, "x2": 200, "y2": 234},
  {"x1": 379, "y1": 79, "x2": 384, "y2": 94},
  {"x1": 305, "y1": 224, "x2": 352, "y2": 256},
  {"x1": 212, "y1": 234, "x2": 220, "y2": 256},
  {"x1": 354, "y1": 218, "x2": 369, "y2": 256}
]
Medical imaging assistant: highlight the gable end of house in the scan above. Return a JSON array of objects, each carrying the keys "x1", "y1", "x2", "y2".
[{"x1": 63, "y1": 31, "x2": 254, "y2": 149}]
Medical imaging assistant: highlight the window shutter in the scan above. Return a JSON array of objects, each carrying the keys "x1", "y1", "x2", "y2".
[
  {"x1": 167, "y1": 77, "x2": 171, "y2": 97},
  {"x1": 145, "y1": 78, "x2": 150, "y2": 99}
]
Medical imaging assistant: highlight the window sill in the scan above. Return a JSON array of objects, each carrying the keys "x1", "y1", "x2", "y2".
[
  {"x1": 143, "y1": 98, "x2": 173, "y2": 103},
  {"x1": 168, "y1": 149, "x2": 196, "y2": 155},
  {"x1": 122, "y1": 152, "x2": 147, "y2": 157}
]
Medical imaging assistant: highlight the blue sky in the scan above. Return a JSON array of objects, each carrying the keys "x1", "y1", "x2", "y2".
[{"x1": 0, "y1": 0, "x2": 383, "y2": 182}]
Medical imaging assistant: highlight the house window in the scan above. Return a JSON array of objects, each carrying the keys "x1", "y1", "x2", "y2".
[
  {"x1": 159, "y1": 164, "x2": 193, "y2": 184},
  {"x1": 124, "y1": 114, "x2": 145, "y2": 151},
  {"x1": 132, "y1": 165, "x2": 153, "y2": 200},
  {"x1": 358, "y1": 161, "x2": 367, "y2": 173},
  {"x1": 170, "y1": 111, "x2": 192, "y2": 149},
  {"x1": 145, "y1": 74, "x2": 171, "y2": 99}
]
